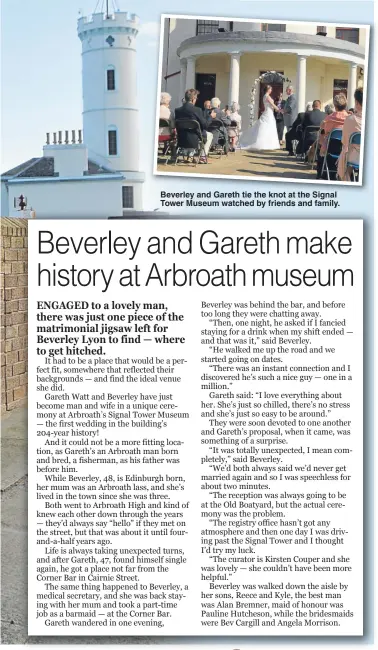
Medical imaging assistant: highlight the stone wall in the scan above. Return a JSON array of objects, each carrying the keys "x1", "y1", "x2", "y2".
[{"x1": 1, "y1": 218, "x2": 28, "y2": 414}]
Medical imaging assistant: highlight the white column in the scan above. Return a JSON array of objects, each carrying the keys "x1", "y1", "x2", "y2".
[
  {"x1": 179, "y1": 58, "x2": 187, "y2": 103},
  {"x1": 186, "y1": 55, "x2": 197, "y2": 90},
  {"x1": 297, "y1": 55, "x2": 307, "y2": 113},
  {"x1": 348, "y1": 62, "x2": 358, "y2": 105},
  {"x1": 228, "y1": 52, "x2": 241, "y2": 106}
]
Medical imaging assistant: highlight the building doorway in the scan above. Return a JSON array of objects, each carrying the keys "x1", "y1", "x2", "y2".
[
  {"x1": 259, "y1": 71, "x2": 284, "y2": 117},
  {"x1": 333, "y1": 78, "x2": 348, "y2": 101},
  {"x1": 195, "y1": 73, "x2": 216, "y2": 108}
]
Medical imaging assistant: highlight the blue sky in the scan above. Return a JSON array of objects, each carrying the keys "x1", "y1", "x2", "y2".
[
  {"x1": 1, "y1": 0, "x2": 374, "y2": 212},
  {"x1": 1, "y1": 0, "x2": 162, "y2": 174}
]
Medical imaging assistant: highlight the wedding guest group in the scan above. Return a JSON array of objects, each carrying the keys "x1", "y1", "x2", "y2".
[
  {"x1": 157, "y1": 85, "x2": 363, "y2": 181},
  {"x1": 158, "y1": 88, "x2": 239, "y2": 163},
  {"x1": 282, "y1": 89, "x2": 363, "y2": 181},
  {"x1": 337, "y1": 88, "x2": 363, "y2": 181}
]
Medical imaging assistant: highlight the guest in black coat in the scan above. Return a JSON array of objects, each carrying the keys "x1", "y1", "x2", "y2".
[
  {"x1": 302, "y1": 100, "x2": 326, "y2": 151},
  {"x1": 174, "y1": 89, "x2": 215, "y2": 160},
  {"x1": 285, "y1": 109, "x2": 307, "y2": 155}
]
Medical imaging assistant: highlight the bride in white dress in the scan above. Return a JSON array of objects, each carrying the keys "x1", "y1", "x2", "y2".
[{"x1": 240, "y1": 85, "x2": 281, "y2": 151}]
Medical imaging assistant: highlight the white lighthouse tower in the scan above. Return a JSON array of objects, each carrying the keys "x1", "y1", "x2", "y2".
[{"x1": 77, "y1": 1, "x2": 144, "y2": 208}]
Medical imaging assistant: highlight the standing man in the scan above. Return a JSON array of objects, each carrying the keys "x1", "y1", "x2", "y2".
[{"x1": 283, "y1": 86, "x2": 297, "y2": 137}]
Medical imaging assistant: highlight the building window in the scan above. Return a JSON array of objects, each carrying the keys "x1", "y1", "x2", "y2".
[
  {"x1": 196, "y1": 20, "x2": 220, "y2": 34},
  {"x1": 108, "y1": 129, "x2": 118, "y2": 156},
  {"x1": 122, "y1": 186, "x2": 134, "y2": 209},
  {"x1": 317, "y1": 26, "x2": 327, "y2": 36},
  {"x1": 107, "y1": 68, "x2": 116, "y2": 91},
  {"x1": 196, "y1": 20, "x2": 233, "y2": 34},
  {"x1": 14, "y1": 195, "x2": 27, "y2": 209},
  {"x1": 336, "y1": 28, "x2": 359, "y2": 44},
  {"x1": 261, "y1": 24, "x2": 286, "y2": 32},
  {"x1": 333, "y1": 79, "x2": 348, "y2": 100}
]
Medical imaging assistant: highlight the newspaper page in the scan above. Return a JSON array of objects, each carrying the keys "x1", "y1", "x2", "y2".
[
  {"x1": 0, "y1": 0, "x2": 374, "y2": 646},
  {"x1": 27, "y1": 219, "x2": 363, "y2": 636}
]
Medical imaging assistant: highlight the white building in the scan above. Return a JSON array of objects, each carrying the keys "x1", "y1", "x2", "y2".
[
  {"x1": 1, "y1": 9, "x2": 144, "y2": 218},
  {"x1": 162, "y1": 18, "x2": 367, "y2": 126}
]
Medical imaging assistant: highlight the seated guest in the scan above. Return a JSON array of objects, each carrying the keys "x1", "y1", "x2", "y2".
[
  {"x1": 324, "y1": 103, "x2": 335, "y2": 116},
  {"x1": 175, "y1": 89, "x2": 215, "y2": 162},
  {"x1": 203, "y1": 100, "x2": 212, "y2": 120},
  {"x1": 159, "y1": 92, "x2": 175, "y2": 135},
  {"x1": 316, "y1": 94, "x2": 349, "y2": 178},
  {"x1": 208, "y1": 97, "x2": 232, "y2": 153},
  {"x1": 159, "y1": 92, "x2": 175, "y2": 136},
  {"x1": 210, "y1": 97, "x2": 231, "y2": 124},
  {"x1": 158, "y1": 92, "x2": 176, "y2": 160},
  {"x1": 319, "y1": 95, "x2": 349, "y2": 155},
  {"x1": 309, "y1": 104, "x2": 333, "y2": 162},
  {"x1": 228, "y1": 101, "x2": 242, "y2": 151},
  {"x1": 285, "y1": 105, "x2": 310, "y2": 156},
  {"x1": 301, "y1": 100, "x2": 326, "y2": 153},
  {"x1": 337, "y1": 88, "x2": 363, "y2": 180},
  {"x1": 303, "y1": 100, "x2": 325, "y2": 128}
]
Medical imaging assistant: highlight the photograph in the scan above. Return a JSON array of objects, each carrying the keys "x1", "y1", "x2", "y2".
[
  {"x1": 156, "y1": 15, "x2": 369, "y2": 185},
  {"x1": 1, "y1": 0, "x2": 375, "y2": 646}
]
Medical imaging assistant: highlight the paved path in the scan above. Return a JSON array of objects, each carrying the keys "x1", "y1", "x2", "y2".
[{"x1": 157, "y1": 148, "x2": 317, "y2": 180}]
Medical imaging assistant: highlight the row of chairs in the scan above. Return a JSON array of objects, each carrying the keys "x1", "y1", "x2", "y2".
[
  {"x1": 321, "y1": 129, "x2": 342, "y2": 180},
  {"x1": 159, "y1": 118, "x2": 360, "y2": 179},
  {"x1": 158, "y1": 118, "x2": 236, "y2": 166},
  {"x1": 292, "y1": 125, "x2": 360, "y2": 181},
  {"x1": 293, "y1": 125, "x2": 320, "y2": 161},
  {"x1": 317, "y1": 129, "x2": 360, "y2": 181},
  {"x1": 158, "y1": 119, "x2": 176, "y2": 164},
  {"x1": 346, "y1": 132, "x2": 361, "y2": 181},
  {"x1": 207, "y1": 119, "x2": 230, "y2": 159}
]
